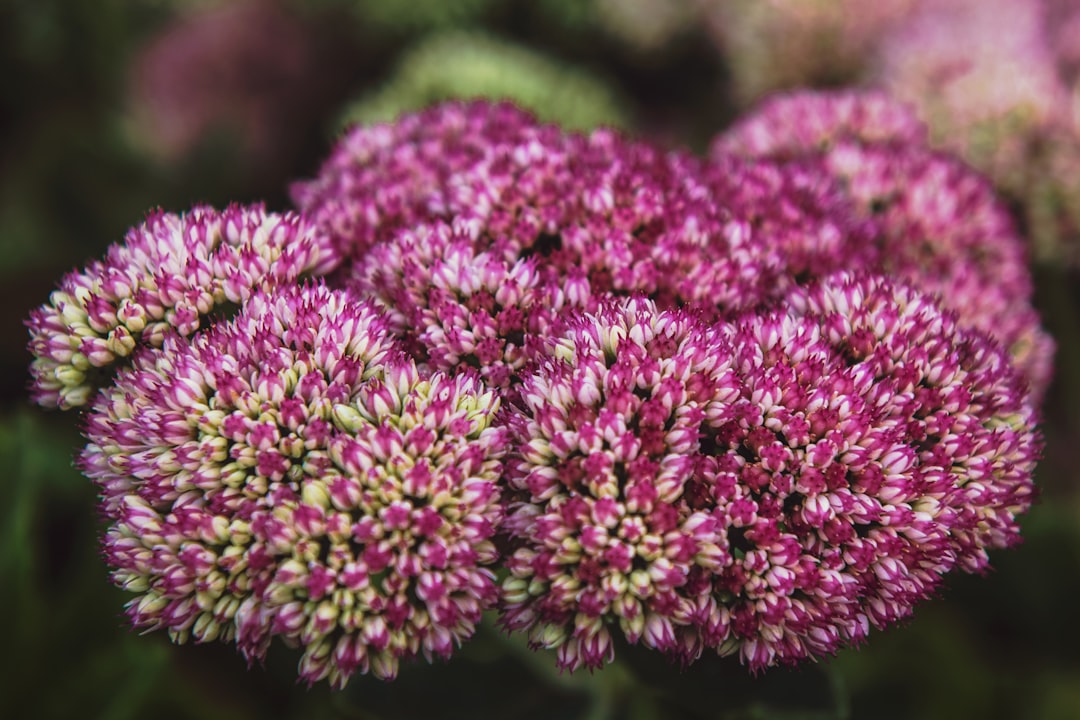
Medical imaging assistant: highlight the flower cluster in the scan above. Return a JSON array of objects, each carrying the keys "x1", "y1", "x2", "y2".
[
  {"x1": 501, "y1": 277, "x2": 1038, "y2": 671},
  {"x1": 352, "y1": 219, "x2": 591, "y2": 390},
  {"x1": 300, "y1": 100, "x2": 858, "y2": 323},
  {"x1": 81, "y1": 284, "x2": 507, "y2": 688},
  {"x1": 715, "y1": 89, "x2": 928, "y2": 158},
  {"x1": 691, "y1": 155, "x2": 881, "y2": 313},
  {"x1": 707, "y1": 0, "x2": 1080, "y2": 265},
  {"x1": 873, "y1": 0, "x2": 1080, "y2": 264},
  {"x1": 877, "y1": 0, "x2": 1068, "y2": 186},
  {"x1": 290, "y1": 100, "x2": 545, "y2": 266},
  {"x1": 128, "y1": 0, "x2": 321, "y2": 167},
  {"x1": 27, "y1": 204, "x2": 336, "y2": 409},
  {"x1": 30, "y1": 99, "x2": 1047, "y2": 687},
  {"x1": 715, "y1": 90, "x2": 1054, "y2": 400},
  {"x1": 500, "y1": 298, "x2": 739, "y2": 671}
]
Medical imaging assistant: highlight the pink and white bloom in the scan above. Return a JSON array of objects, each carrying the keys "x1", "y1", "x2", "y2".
[
  {"x1": 27, "y1": 204, "x2": 336, "y2": 409},
  {"x1": 714, "y1": 90, "x2": 1054, "y2": 400},
  {"x1": 501, "y1": 278, "x2": 1039, "y2": 671},
  {"x1": 82, "y1": 284, "x2": 507, "y2": 688}
]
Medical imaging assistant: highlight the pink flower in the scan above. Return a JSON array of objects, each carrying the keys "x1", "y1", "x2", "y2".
[
  {"x1": 82, "y1": 283, "x2": 507, "y2": 688},
  {"x1": 352, "y1": 219, "x2": 591, "y2": 390},
  {"x1": 715, "y1": 89, "x2": 928, "y2": 158},
  {"x1": 128, "y1": 0, "x2": 322, "y2": 167},
  {"x1": 500, "y1": 277, "x2": 1039, "y2": 671},
  {"x1": 26, "y1": 204, "x2": 336, "y2": 409},
  {"x1": 500, "y1": 298, "x2": 739, "y2": 672},
  {"x1": 713, "y1": 90, "x2": 1054, "y2": 400},
  {"x1": 291, "y1": 100, "x2": 548, "y2": 267},
  {"x1": 878, "y1": 0, "x2": 1068, "y2": 146},
  {"x1": 820, "y1": 142, "x2": 1055, "y2": 398},
  {"x1": 668, "y1": 155, "x2": 881, "y2": 315},
  {"x1": 317, "y1": 100, "x2": 898, "y2": 328}
]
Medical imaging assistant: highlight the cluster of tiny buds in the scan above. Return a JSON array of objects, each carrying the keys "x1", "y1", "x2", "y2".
[
  {"x1": 500, "y1": 276, "x2": 1038, "y2": 673},
  {"x1": 26, "y1": 100, "x2": 1047, "y2": 689},
  {"x1": 714, "y1": 89, "x2": 1054, "y2": 400},
  {"x1": 26, "y1": 204, "x2": 337, "y2": 409},
  {"x1": 352, "y1": 219, "x2": 593, "y2": 390},
  {"x1": 82, "y1": 284, "x2": 507, "y2": 688}
]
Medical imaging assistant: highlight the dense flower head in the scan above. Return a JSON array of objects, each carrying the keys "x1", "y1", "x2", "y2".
[
  {"x1": 27, "y1": 204, "x2": 336, "y2": 410},
  {"x1": 291, "y1": 100, "x2": 546, "y2": 267},
  {"x1": 783, "y1": 274, "x2": 1039, "y2": 573},
  {"x1": 81, "y1": 283, "x2": 508, "y2": 688},
  {"x1": 352, "y1": 219, "x2": 592, "y2": 390},
  {"x1": 684, "y1": 156, "x2": 881, "y2": 314},
  {"x1": 500, "y1": 278, "x2": 1039, "y2": 672},
  {"x1": 437, "y1": 125, "x2": 676, "y2": 296},
  {"x1": 713, "y1": 91, "x2": 1054, "y2": 399},
  {"x1": 300, "y1": 99, "x2": 896, "y2": 322},
  {"x1": 715, "y1": 90, "x2": 928, "y2": 159},
  {"x1": 500, "y1": 297, "x2": 740, "y2": 672},
  {"x1": 305, "y1": 101, "x2": 694, "y2": 300},
  {"x1": 818, "y1": 142, "x2": 1055, "y2": 399}
]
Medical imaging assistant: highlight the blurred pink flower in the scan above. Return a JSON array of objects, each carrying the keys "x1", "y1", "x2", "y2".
[
  {"x1": 877, "y1": 0, "x2": 1070, "y2": 188},
  {"x1": 129, "y1": 0, "x2": 322, "y2": 167}
]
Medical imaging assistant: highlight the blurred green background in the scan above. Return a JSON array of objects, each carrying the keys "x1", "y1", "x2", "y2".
[{"x1": 2, "y1": 1, "x2": 1079, "y2": 718}]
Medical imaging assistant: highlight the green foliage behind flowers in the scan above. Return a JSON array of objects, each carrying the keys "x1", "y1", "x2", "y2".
[{"x1": 339, "y1": 31, "x2": 629, "y2": 131}]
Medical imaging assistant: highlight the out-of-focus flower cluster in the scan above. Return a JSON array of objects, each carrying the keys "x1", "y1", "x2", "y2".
[
  {"x1": 717, "y1": 90, "x2": 1055, "y2": 402},
  {"x1": 128, "y1": 0, "x2": 322, "y2": 168},
  {"x1": 28, "y1": 100, "x2": 1047, "y2": 687},
  {"x1": 703, "y1": 0, "x2": 1080, "y2": 265}
]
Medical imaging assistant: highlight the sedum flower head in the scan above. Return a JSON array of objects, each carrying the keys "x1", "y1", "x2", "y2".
[
  {"x1": 818, "y1": 142, "x2": 1055, "y2": 399},
  {"x1": 352, "y1": 219, "x2": 591, "y2": 390},
  {"x1": 783, "y1": 273, "x2": 1039, "y2": 574},
  {"x1": 715, "y1": 89, "x2": 928, "y2": 159},
  {"x1": 297, "y1": 99, "x2": 702, "y2": 303},
  {"x1": 500, "y1": 277, "x2": 1039, "y2": 672},
  {"x1": 291, "y1": 100, "x2": 547, "y2": 266},
  {"x1": 82, "y1": 283, "x2": 507, "y2": 688},
  {"x1": 500, "y1": 297, "x2": 740, "y2": 672},
  {"x1": 714, "y1": 91, "x2": 1054, "y2": 400},
  {"x1": 26, "y1": 204, "x2": 336, "y2": 410},
  {"x1": 677, "y1": 155, "x2": 881, "y2": 315},
  {"x1": 299, "y1": 99, "x2": 890, "y2": 322}
]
